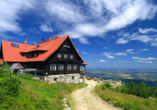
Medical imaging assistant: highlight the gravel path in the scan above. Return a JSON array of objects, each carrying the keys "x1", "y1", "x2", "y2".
[{"x1": 70, "y1": 80, "x2": 122, "y2": 110}]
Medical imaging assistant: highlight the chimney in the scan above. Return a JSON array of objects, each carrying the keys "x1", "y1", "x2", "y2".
[
  {"x1": 55, "y1": 34, "x2": 59, "y2": 40},
  {"x1": 41, "y1": 39, "x2": 45, "y2": 44},
  {"x1": 33, "y1": 42, "x2": 36, "y2": 45},
  {"x1": 47, "y1": 37, "x2": 51, "y2": 42},
  {"x1": 24, "y1": 40, "x2": 27, "y2": 44}
]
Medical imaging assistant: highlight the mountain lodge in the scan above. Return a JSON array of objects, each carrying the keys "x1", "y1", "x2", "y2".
[{"x1": 0, "y1": 34, "x2": 87, "y2": 83}]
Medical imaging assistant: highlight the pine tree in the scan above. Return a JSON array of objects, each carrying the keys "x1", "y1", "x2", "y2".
[{"x1": 136, "y1": 82, "x2": 149, "y2": 98}]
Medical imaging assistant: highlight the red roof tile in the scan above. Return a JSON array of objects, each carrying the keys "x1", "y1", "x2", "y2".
[{"x1": 1, "y1": 35, "x2": 87, "y2": 65}]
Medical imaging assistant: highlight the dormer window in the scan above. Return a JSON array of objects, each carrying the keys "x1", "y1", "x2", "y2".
[
  {"x1": 63, "y1": 45, "x2": 67, "y2": 47},
  {"x1": 24, "y1": 54, "x2": 27, "y2": 58},
  {"x1": 57, "y1": 53, "x2": 62, "y2": 58},
  {"x1": 70, "y1": 55, "x2": 73, "y2": 59},
  {"x1": 64, "y1": 54, "x2": 68, "y2": 59},
  {"x1": 67, "y1": 45, "x2": 70, "y2": 48}
]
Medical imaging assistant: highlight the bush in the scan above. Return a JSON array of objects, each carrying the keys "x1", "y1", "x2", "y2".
[
  {"x1": 105, "y1": 82, "x2": 112, "y2": 89},
  {"x1": 116, "y1": 86, "x2": 122, "y2": 92},
  {"x1": 102, "y1": 84, "x2": 108, "y2": 90},
  {"x1": 143, "y1": 99, "x2": 153, "y2": 107},
  {"x1": 18, "y1": 73, "x2": 33, "y2": 79},
  {"x1": 0, "y1": 63, "x2": 19, "y2": 97}
]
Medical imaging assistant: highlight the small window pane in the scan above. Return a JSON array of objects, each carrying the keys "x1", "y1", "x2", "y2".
[
  {"x1": 64, "y1": 54, "x2": 68, "y2": 59},
  {"x1": 80, "y1": 66, "x2": 84, "y2": 71},
  {"x1": 67, "y1": 64, "x2": 71, "y2": 70},
  {"x1": 67, "y1": 45, "x2": 70, "y2": 48},
  {"x1": 58, "y1": 64, "x2": 64, "y2": 70},
  {"x1": 63, "y1": 45, "x2": 67, "y2": 47},
  {"x1": 73, "y1": 64, "x2": 77, "y2": 70},
  {"x1": 70, "y1": 55, "x2": 73, "y2": 59},
  {"x1": 57, "y1": 53, "x2": 61, "y2": 58},
  {"x1": 50, "y1": 64, "x2": 56, "y2": 71}
]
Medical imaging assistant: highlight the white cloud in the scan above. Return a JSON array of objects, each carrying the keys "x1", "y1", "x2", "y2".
[
  {"x1": 133, "y1": 56, "x2": 154, "y2": 63},
  {"x1": 99, "y1": 60, "x2": 107, "y2": 62},
  {"x1": 82, "y1": 52, "x2": 88, "y2": 54},
  {"x1": 0, "y1": 0, "x2": 157, "y2": 44},
  {"x1": 134, "y1": 60, "x2": 143, "y2": 62},
  {"x1": 126, "y1": 49, "x2": 134, "y2": 52},
  {"x1": 119, "y1": 60, "x2": 127, "y2": 63},
  {"x1": 116, "y1": 31, "x2": 157, "y2": 46},
  {"x1": 116, "y1": 38, "x2": 129, "y2": 44},
  {"x1": 58, "y1": 0, "x2": 157, "y2": 43},
  {"x1": 44, "y1": 0, "x2": 84, "y2": 23},
  {"x1": 79, "y1": 38, "x2": 90, "y2": 44},
  {"x1": 107, "y1": 56, "x2": 115, "y2": 59},
  {"x1": 102, "y1": 52, "x2": 115, "y2": 59},
  {"x1": 132, "y1": 56, "x2": 156, "y2": 60},
  {"x1": 139, "y1": 28, "x2": 157, "y2": 34},
  {"x1": 115, "y1": 52, "x2": 127, "y2": 56},
  {"x1": 146, "y1": 61, "x2": 153, "y2": 63},
  {"x1": 103, "y1": 47, "x2": 108, "y2": 49},
  {"x1": 39, "y1": 25, "x2": 53, "y2": 32},
  {"x1": 139, "y1": 49, "x2": 149, "y2": 51},
  {"x1": 0, "y1": 0, "x2": 36, "y2": 37}
]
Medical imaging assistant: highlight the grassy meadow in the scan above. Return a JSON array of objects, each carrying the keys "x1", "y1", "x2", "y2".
[
  {"x1": 0, "y1": 75, "x2": 87, "y2": 110},
  {"x1": 93, "y1": 84, "x2": 157, "y2": 110}
]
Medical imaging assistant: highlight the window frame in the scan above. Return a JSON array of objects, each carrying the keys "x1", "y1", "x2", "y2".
[
  {"x1": 63, "y1": 45, "x2": 67, "y2": 47},
  {"x1": 67, "y1": 64, "x2": 71, "y2": 70},
  {"x1": 50, "y1": 64, "x2": 56, "y2": 71},
  {"x1": 67, "y1": 45, "x2": 70, "y2": 48},
  {"x1": 57, "y1": 53, "x2": 62, "y2": 58},
  {"x1": 80, "y1": 65, "x2": 85, "y2": 71},
  {"x1": 70, "y1": 55, "x2": 73, "y2": 59},
  {"x1": 73, "y1": 64, "x2": 77, "y2": 70},
  {"x1": 64, "y1": 54, "x2": 68, "y2": 59},
  {"x1": 58, "y1": 64, "x2": 64, "y2": 71}
]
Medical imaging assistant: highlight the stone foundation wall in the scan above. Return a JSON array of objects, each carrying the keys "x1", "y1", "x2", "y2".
[{"x1": 44, "y1": 73, "x2": 80, "y2": 84}]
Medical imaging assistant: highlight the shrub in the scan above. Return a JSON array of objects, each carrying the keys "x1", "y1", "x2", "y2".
[
  {"x1": 0, "y1": 63, "x2": 19, "y2": 97},
  {"x1": 19, "y1": 73, "x2": 33, "y2": 79},
  {"x1": 105, "y1": 82, "x2": 112, "y2": 89},
  {"x1": 116, "y1": 86, "x2": 122, "y2": 92},
  {"x1": 102, "y1": 84, "x2": 108, "y2": 90},
  {"x1": 143, "y1": 99, "x2": 153, "y2": 107}
]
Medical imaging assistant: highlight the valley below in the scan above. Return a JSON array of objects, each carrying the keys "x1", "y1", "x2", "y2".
[{"x1": 86, "y1": 69, "x2": 157, "y2": 87}]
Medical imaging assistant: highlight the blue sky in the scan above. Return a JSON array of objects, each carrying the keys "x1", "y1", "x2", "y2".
[{"x1": 0, "y1": 0, "x2": 157, "y2": 69}]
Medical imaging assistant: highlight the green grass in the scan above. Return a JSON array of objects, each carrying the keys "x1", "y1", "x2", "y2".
[
  {"x1": 93, "y1": 84, "x2": 157, "y2": 110},
  {"x1": 0, "y1": 77, "x2": 87, "y2": 110}
]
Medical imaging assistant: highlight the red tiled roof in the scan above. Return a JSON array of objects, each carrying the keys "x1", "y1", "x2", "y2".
[{"x1": 1, "y1": 35, "x2": 87, "y2": 65}]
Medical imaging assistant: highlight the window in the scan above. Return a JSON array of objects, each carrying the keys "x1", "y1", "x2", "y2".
[
  {"x1": 80, "y1": 65, "x2": 84, "y2": 71},
  {"x1": 67, "y1": 45, "x2": 70, "y2": 48},
  {"x1": 50, "y1": 64, "x2": 56, "y2": 71},
  {"x1": 58, "y1": 64, "x2": 64, "y2": 70},
  {"x1": 67, "y1": 64, "x2": 71, "y2": 70},
  {"x1": 57, "y1": 53, "x2": 62, "y2": 58},
  {"x1": 70, "y1": 55, "x2": 73, "y2": 59},
  {"x1": 24, "y1": 54, "x2": 27, "y2": 58},
  {"x1": 72, "y1": 76, "x2": 74, "y2": 80},
  {"x1": 63, "y1": 45, "x2": 67, "y2": 47},
  {"x1": 73, "y1": 64, "x2": 77, "y2": 70},
  {"x1": 11, "y1": 43, "x2": 19, "y2": 48},
  {"x1": 64, "y1": 54, "x2": 68, "y2": 59}
]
